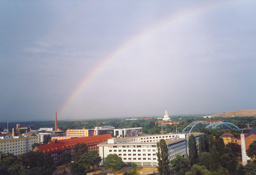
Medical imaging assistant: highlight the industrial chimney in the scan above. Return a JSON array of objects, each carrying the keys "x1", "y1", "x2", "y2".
[{"x1": 55, "y1": 112, "x2": 57, "y2": 131}]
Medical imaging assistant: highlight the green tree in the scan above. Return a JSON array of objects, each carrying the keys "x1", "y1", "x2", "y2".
[
  {"x1": 236, "y1": 163, "x2": 245, "y2": 175},
  {"x1": 31, "y1": 143, "x2": 40, "y2": 150},
  {"x1": 226, "y1": 142, "x2": 241, "y2": 157},
  {"x1": 245, "y1": 163, "x2": 256, "y2": 175},
  {"x1": 19, "y1": 151, "x2": 55, "y2": 174},
  {"x1": 59, "y1": 151, "x2": 72, "y2": 166},
  {"x1": 220, "y1": 147, "x2": 237, "y2": 172},
  {"x1": 69, "y1": 162, "x2": 86, "y2": 175},
  {"x1": 104, "y1": 154, "x2": 124, "y2": 171},
  {"x1": 157, "y1": 139, "x2": 171, "y2": 175},
  {"x1": 189, "y1": 134, "x2": 198, "y2": 166},
  {"x1": 73, "y1": 143, "x2": 88, "y2": 162},
  {"x1": 247, "y1": 140, "x2": 256, "y2": 159},
  {"x1": 185, "y1": 164, "x2": 210, "y2": 175},
  {"x1": 200, "y1": 152, "x2": 211, "y2": 171},
  {"x1": 209, "y1": 145, "x2": 220, "y2": 172},
  {"x1": 216, "y1": 167, "x2": 229, "y2": 175},
  {"x1": 216, "y1": 137, "x2": 225, "y2": 156},
  {"x1": 171, "y1": 155, "x2": 189, "y2": 175},
  {"x1": 78, "y1": 151, "x2": 101, "y2": 170},
  {"x1": 43, "y1": 135, "x2": 51, "y2": 144}
]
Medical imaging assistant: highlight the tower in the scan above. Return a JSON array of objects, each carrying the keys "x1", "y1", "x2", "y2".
[
  {"x1": 55, "y1": 112, "x2": 57, "y2": 131},
  {"x1": 163, "y1": 110, "x2": 171, "y2": 121}
]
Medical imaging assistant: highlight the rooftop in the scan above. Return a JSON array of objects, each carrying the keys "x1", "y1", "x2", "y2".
[{"x1": 34, "y1": 134, "x2": 112, "y2": 153}]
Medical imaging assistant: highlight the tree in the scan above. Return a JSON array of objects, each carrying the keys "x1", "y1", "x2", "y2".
[
  {"x1": 157, "y1": 139, "x2": 171, "y2": 175},
  {"x1": 59, "y1": 151, "x2": 72, "y2": 166},
  {"x1": 69, "y1": 162, "x2": 86, "y2": 175},
  {"x1": 104, "y1": 154, "x2": 124, "y2": 171},
  {"x1": 185, "y1": 164, "x2": 210, "y2": 175},
  {"x1": 19, "y1": 151, "x2": 55, "y2": 174},
  {"x1": 43, "y1": 135, "x2": 51, "y2": 144},
  {"x1": 171, "y1": 155, "x2": 189, "y2": 175},
  {"x1": 247, "y1": 140, "x2": 256, "y2": 159},
  {"x1": 73, "y1": 143, "x2": 88, "y2": 162},
  {"x1": 236, "y1": 163, "x2": 245, "y2": 175},
  {"x1": 189, "y1": 134, "x2": 198, "y2": 166},
  {"x1": 209, "y1": 145, "x2": 220, "y2": 172},
  {"x1": 78, "y1": 151, "x2": 101, "y2": 170},
  {"x1": 31, "y1": 143, "x2": 40, "y2": 150},
  {"x1": 200, "y1": 152, "x2": 211, "y2": 171},
  {"x1": 123, "y1": 163, "x2": 139, "y2": 175},
  {"x1": 244, "y1": 163, "x2": 256, "y2": 175},
  {"x1": 216, "y1": 137, "x2": 225, "y2": 156},
  {"x1": 226, "y1": 142, "x2": 241, "y2": 158}
]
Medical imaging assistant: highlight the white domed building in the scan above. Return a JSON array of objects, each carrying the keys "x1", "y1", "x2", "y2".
[{"x1": 163, "y1": 110, "x2": 171, "y2": 121}]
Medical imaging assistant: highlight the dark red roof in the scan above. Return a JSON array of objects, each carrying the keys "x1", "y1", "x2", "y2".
[
  {"x1": 34, "y1": 134, "x2": 112, "y2": 153},
  {"x1": 221, "y1": 132, "x2": 234, "y2": 137}
]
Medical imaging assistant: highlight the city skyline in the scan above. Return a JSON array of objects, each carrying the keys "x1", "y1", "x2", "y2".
[{"x1": 1, "y1": 0, "x2": 256, "y2": 121}]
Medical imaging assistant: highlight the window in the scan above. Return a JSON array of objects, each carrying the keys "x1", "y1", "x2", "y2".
[
  {"x1": 124, "y1": 158, "x2": 127, "y2": 160},
  {"x1": 123, "y1": 150, "x2": 126, "y2": 152},
  {"x1": 119, "y1": 150, "x2": 121, "y2": 152},
  {"x1": 128, "y1": 158, "x2": 131, "y2": 160},
  {"x1": 128, "y1": 150, "x2": 131, "y2": 152},
  {"x1": 123, "y1": 154, "x2": 126, "y2": 156},
  {"x1": 138, "y1": 154, "x2": 141, "y2": 156},
  {"x1": 114, "y1": 150, "x2": 117, "y2": 152},
  {"x1": 148, "y1": 158, "x2": 151, "y2": 160},
  {"x1": 133, "y1": 154, "x2": 136, "y2": 156},
  {"x1": 138, "y1": 158, "x2": 141, "y2": 160},
  {"x1": 113, "y1": 146, "x2": 117, "y2": 148},
  {"x1": 133, "y1": 150, "x2": 136, "y2": 152},
  {"x1": 148, "y1": 154, "x2": 151, "y2": 156},
  {"x1": 133, "y1": 158, "x2": 136, "y2": 160},
  {"x1": 128, "y1": 154, "x2": 131, "y2": 156},
  {"x1": 143, "y1": 154, "x2": 146, "y2": 156},
  {"x1": 143, "y1": 158, "x2": 146, "y2": 160}
]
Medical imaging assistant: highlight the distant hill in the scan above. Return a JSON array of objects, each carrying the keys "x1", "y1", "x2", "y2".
[{"x1": 211, "y1": 110, "x2": 256, "y2": 118}]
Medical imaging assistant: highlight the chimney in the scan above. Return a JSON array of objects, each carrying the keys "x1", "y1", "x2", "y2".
[{"x1": 55, "y1": 112, "x2": 57, "y2": 131}]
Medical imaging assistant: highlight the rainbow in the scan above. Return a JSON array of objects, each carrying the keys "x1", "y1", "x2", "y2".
[{"x1": 58, "y1": 0, "x2": 237, "y2": 117}]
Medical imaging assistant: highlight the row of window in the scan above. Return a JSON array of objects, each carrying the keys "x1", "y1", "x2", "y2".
[
  {"x1": 113, "y1": 145, "x2": 156, "y2": 148},
  {"x1": 109, "y1": 149, "x2": 155, "y2": 152},
  {"x1": 117, "y1": 153, "x2": 156, "y2": 157},
  {"x1": 123, "y1": 157, "x2": 156, "y2": 161}
]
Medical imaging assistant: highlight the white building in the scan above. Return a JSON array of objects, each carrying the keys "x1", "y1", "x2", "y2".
[
  {"x1": 114, "y1": 127, "x2": 142, "y2": 137},
  {"x1": 163, "y1": 110, "x2": 171, "y2": 121},
  {"x1": 0, "y1": 136, "x2": 39, "y2": 156},
  {"x1": 98, "y1": 133, "x2": 201, "y2": 166},
  {"x1": 39, "y1": 128, "x2": 53, "y2": 131},
  {"x1": 66, "y1": 126, "x2": 142, "y2": 138}
]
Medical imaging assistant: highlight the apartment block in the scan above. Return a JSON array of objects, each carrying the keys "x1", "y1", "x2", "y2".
[
  {"x1": 98, "y1": 133, "x2": 200, "y2": 166},
  {"x1": 0, "y1": 136, "x2": 38, "y2": 156}
]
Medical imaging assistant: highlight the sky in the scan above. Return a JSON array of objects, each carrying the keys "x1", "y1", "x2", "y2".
[{"x1": 1, "y1": 0, "x2": 256, "y2": 122}]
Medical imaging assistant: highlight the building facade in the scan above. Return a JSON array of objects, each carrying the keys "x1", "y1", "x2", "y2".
[
  {"x1": 34, "y1": 134, "x2": 112, "y2": 165},
  {"x1": 98, "y1": 133, "x2": 200, "y2": 166},
  {"x1": 0, "y1": 136, "x2": 38, "y2": 156},
  {"x1": 66, "y1": 126, "x2": 142, "y2": 138}
]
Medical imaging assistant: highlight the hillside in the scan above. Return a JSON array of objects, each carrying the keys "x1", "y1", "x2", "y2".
[{"x1": 211, "y1": 110, "x2": 256, "y2": 118}]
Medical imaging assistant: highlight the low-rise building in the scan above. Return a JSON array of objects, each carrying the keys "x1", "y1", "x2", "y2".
[
  {"x1": 220, "y1": 132, "x2": 241, "y2": 145},
  {"x1": 34, "y1": 134, "x2": 112, "y2": 165},
  {"x1": 0, "y1": 136, "x2": 38, "y2": 156},
  {"x1": 98, "y1": 133, "x2": 200, "y2": 166}
]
